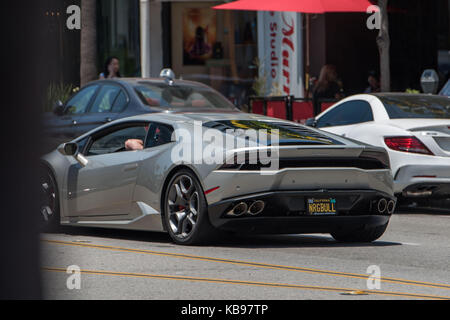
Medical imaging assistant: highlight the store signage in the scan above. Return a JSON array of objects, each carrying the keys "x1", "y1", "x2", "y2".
[{"x1": 258, "y1": 11, "x2": 303, "y2": 98}]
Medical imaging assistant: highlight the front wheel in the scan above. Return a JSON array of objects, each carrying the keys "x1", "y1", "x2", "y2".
[
  {"x1": 39, "y1": 167, "x2": 60, "y2": 232},
  {"x1": 330, "y1": 222, "x2": 389, "y2": 243},
  {"x1": 163, "y1": 169, "x2": 215, "y2": 245}
]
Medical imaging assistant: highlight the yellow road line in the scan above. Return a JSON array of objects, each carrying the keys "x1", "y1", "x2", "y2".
[
  {"x1": 42, "y1": 239, "x2": 450, "y2": 291},
  {"x1": 42, "y1": 239, "x2": 450, "y2": 290},
  {"x1": 42, "y1": 266, "x2": 450, "y2": 300}
]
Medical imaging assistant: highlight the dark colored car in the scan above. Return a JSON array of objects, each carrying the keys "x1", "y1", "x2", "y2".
[{"x1": 43, "y1": 77, "x2": 238, "y2": 153}]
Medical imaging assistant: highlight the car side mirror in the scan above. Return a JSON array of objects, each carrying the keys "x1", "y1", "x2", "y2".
[
  {"x1": 53, "y1": 100, "x2": 65, "y2": 116},
  {"x1": 62, "y1": 142, "x2": 78, "y2": 156},
  {"x1": 60, "y1": 142, "x2": 88, "y2": 167},
  {"x1": 305, "y1": 117, "x2": 317, "y2": 127}
]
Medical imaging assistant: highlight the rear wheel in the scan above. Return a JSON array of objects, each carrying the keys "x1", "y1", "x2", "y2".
[
  {"x1": 39, "y1": 167, "x2": 60, "y2": 232},
  {"x1": 163, "y1": 169, "x2": 215, "y2": 245},
  {"x1": 331, "y1": 222, "x2": 388, "y2": 243}
]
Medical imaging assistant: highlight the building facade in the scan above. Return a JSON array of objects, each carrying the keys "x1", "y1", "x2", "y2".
[
  {"x1": 139, "y1": 0, "x2": 450, "y2": 100},
  {"x1": 40, "y1": 0, "x2": 450, "y2": 109}
]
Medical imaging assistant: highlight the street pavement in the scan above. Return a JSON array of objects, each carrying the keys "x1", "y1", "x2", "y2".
[{"x1": 40, "y1": 209, "x2": 450, "y2": 300}]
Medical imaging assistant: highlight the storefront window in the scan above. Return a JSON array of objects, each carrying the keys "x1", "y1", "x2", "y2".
[
  {"x1": 97, "y1": 0, "x2": 141, "y2": 77},
  {"x1": 170, "y1": 2, "x2": 258, "y2": 108}
]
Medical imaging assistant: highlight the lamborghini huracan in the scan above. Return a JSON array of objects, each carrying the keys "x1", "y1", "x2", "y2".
[{"x1": 41, "y1": 111, "x2": 395, "y2": 244}]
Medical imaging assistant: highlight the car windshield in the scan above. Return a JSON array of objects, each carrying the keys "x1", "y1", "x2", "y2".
[
  {"x1": 379, "y1": 95, "x2": 450, "y2": 119},
  {"x1": 134, "y1": 81, "x2": 235, "y2": 110}
]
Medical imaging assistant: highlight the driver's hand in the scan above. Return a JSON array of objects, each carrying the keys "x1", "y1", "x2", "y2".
[{"x1": 125, "y1": 139, "x2": 144, "y2": 151}]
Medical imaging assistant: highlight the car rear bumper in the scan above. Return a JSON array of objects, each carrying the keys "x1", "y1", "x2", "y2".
[
  {"x1": 394, "y1": 164, "x2": 450, "y2": 198},
  {"x1": 208, "y1": 189, "x2": 394, "y2": 234}
]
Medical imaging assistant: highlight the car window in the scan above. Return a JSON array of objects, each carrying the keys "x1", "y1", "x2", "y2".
[
  {"x1": 134, "y1": 82, "x2": 235, "y2": 110},
  {"x1": 89, "y1": 84, "x2": 121, "y2": 113},
  {"x1": 145, "y1": 123, "x2": 174, "y2": 148},
  {"x1": 379, "y1": 95, "x2": 450, "y2": 119},
  {"x1": 316, "y1": 100, "x2": 374, "y2": 128},
  {"x1": 111, "y1": 90, "x2": 128, "y2": 112},
  {"x1": 65, "y1": 85, "x2": 98, "y2": 114},
  {"x1": 87, "y1": 124, "x2": 148, "y2": 156}
]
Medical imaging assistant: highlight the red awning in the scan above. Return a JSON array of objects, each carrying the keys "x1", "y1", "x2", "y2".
[{"x1": 213, "y1": 0, "x2": 375, "y2": 13}]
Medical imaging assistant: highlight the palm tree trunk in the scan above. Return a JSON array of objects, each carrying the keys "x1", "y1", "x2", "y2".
[
  {"x1": 377, "y1": 0, "x2": 390, "y2": 92},
  {"x1": 80, "y1": 0, "x2": 97, "y2": 86}
]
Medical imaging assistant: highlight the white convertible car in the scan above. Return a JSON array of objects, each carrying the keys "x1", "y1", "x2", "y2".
[{"x1": 306, "y1": 93, "x2": 450, "y2": 201}]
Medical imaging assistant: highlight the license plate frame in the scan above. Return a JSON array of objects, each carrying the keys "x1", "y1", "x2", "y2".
[{"x1": 307, "y1": 198, "x2": 337, "y2": 215}]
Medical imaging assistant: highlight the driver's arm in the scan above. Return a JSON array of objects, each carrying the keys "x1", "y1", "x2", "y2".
[{"x1": 124, "y1": 139, "x2": 144, "y2": 151}]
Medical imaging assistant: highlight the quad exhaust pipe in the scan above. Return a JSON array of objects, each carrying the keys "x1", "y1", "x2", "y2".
[
  {"x1": 228, "y1": 202, "x2": 248, "y2": 216},
  {"x1": 377, "y1": 198, "x2": 387, "y2": 214},
  {"x1": 227, "y1": 200, "x2": 266, "y2": 217},
  {"x1": 387, "y1": 199, "x2": 396, "y2": 214},
  {"x1": 376, "y1": 198, "x2": 396, "y2": 214},
  {"x1": 248, "y1": 200, "x2": 265, "y2": 215}
]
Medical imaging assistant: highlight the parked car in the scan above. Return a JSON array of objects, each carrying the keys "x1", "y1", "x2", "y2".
[
  {"x1": 40, "y1": 112, "x2": 395, "y2": 244},
  {"x1": 43, "y1": 74, "x2": 238, "y2": 153},
  {"x1": 306, "y1": 93, "x2": 450, "y2": 201}
]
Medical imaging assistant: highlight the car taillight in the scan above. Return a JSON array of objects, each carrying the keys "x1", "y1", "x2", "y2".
[
  {"x1": 360, "y1": 150, "x2": 390, "y2": 169},
  {"x1": 384, "y1": 136, "x2": 434, "y2": 155}
]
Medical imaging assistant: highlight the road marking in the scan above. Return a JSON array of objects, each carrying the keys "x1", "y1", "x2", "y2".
[
  {"x1": 42, "y1": 266, "x2": 450, "y2": 300},
  {"x1": 42, "y1": 239, "x2": 450, "y2": 290}
]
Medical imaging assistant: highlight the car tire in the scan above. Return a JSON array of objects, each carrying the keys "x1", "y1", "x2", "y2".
[
  {"x1": 330, "y1": 222, "x2": 388, "y2": 243},
  {"x1": 39, "y1": 167, "x2": 60, "y2": 232},
  {"x1": 162, "y1": 169, "x2": 216, "y2": 245}
]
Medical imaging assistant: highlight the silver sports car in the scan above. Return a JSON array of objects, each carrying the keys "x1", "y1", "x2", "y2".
[{"x1": 40, "y1": 111, "x2": 395, "y2": 245}]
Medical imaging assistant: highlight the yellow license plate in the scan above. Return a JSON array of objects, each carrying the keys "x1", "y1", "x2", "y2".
[{"x1": 307, "y1": 198, "x2": 337, "y2": 215}]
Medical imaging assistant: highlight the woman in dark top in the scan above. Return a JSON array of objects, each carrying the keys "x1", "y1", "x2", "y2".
[
  {"x1": 312, "y1": 65, "x2": 344, "y2": 115},
  {"x1": 99, "y1": 56, "x2": 121, "y2": 79}
]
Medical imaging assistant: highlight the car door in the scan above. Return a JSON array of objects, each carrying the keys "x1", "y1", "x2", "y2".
[
  {"x1": 74, "y1": 83, "x2": 129, "y2": 137},
  {"x1": 316, "y1": 100, "x2": 374, "y2": 136},
  {"x1": 64, "y1": 122, "x2": 149, "y2": 218},
  {"x1": 45, "y1": 84, "x2": 99, "y2": 147}
]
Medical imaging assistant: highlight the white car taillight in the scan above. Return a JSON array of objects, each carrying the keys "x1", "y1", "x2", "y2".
[{"x1": 384, "y1": 136, "x2": 434, "y2": 155}]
